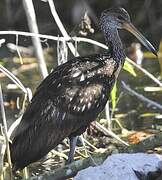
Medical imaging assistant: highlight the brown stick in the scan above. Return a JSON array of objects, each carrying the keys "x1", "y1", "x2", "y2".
[{"x1": 23, "y1": 0, "x2": 48, "y2": 79}]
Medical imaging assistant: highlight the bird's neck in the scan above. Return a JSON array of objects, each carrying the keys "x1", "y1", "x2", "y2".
[{"x1": 103, "y1": 28, "x2": 126, "y2": 65}]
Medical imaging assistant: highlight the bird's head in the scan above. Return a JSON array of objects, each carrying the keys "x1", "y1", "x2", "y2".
[{"x1": 100, "y1": 7, "x2": 157, "y2": 56}]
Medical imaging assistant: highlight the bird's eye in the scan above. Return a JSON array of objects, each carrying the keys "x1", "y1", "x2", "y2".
[{"x1": 118, "y1": 15, "x2": 124, "y2": 20}]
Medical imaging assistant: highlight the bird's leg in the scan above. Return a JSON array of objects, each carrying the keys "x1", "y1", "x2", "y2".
[{"x1": 66, "y1": 136, "x2": 78, "y2": 164}]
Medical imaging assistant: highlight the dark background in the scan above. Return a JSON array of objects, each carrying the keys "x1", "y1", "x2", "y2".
[{"x1": 0, "y1": 0, "x2": 161, "y2": 48}]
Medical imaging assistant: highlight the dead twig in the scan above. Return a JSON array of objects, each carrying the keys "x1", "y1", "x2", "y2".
[
  {"x1": 122, "y1": 81, "x2": 162, "y2": 110},
  {"x1": 23, "y1": 0, "x2": 48, "y2": 79},
  {"x1": 0, "y1": 30, "x2": 108, "y2": 49},
  {"x1": 47, "y1": 0, "x2": 79, "y2": 57},
  {"x1": 92, "y1": 122, "x2": 129, "y2": 146},
  {"x1": 0, "y1": 126, "x2": 6, "y2": 177},
  {"x1": 7, "y1": 43, "x2": 34, "y2": 56},
  {"x1": 0, "y1": 65, "x2": 32, "y2": 137},
  {"x1": 0, "y1": 65, "x2": 27, "y2": 94},
  {"x1": 7, "y1": 116, "x2": 22, "y2": 138},
  {"x1": 0, "y1": 84, "x2": 13, "y2": 179},
  {"x1": 15, "y1": 34, "x2": 23, "y2": 64},
  {"x1": 126, "y1": 57, "x2": 162, "y2": 87},
  {"x1": 0, "y1": 39, "x2": 5, "y2": 47}
]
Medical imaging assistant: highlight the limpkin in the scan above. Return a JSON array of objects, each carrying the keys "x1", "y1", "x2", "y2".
[{"x1": 10, "y1": 7, "x2": 157, "y2": 171}]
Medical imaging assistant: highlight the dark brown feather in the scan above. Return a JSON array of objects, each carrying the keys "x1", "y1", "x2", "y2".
[{"x1": 10, "y1": 53, "x2": 118, "y2": 170}]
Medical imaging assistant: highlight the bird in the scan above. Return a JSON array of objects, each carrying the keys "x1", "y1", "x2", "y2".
[{"x1": 10, "y1": 7, "x2": 157, "y2": 172}]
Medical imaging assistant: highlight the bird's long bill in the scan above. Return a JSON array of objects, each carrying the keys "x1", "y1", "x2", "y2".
[{"x1": 123, "y1": 22, "x2": 157, "y2": 56}]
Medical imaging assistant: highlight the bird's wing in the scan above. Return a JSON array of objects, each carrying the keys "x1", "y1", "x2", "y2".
[
  {"x1": 12, "y1": 53, "x2": 117, "y2": 139},
  {"x1": 11, "y1": 54, "x2": 118, "y2": 169},
  {"x1": 35, "y1": 53, "x2": 117, "y2": 93}
]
